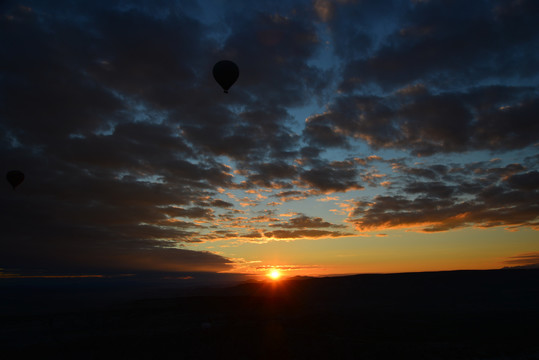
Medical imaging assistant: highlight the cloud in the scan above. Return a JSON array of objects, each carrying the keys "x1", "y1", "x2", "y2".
[
  {"x1": 502, "y1": 252, "x2": 539, "y2": 269},
  {"x1": 347, "y1": 157, "x2": 539, "y2": 232},
  {"x1": 506, "y1": 171, "x2": 539, "y2": 191},
  {"x1": 257, "y1": 213, "x2": 351, "y2": 241},
  {"x1": 270, "y1": 214, "x2": 345, "y2": 229},
  {"x1": 350, "y1": 179, "x2": 539, "y2": 232},
  {"x1": 210, "y1": 199, "x2": 235, "y2": 208},
  {"x1": 303, "y1": 87, "x2": 539, "y2": 155},
  {"x1": 302, "y1": 0, "x2": 539, "y2": 156},
  {"x1": 314, "y1": 0, "x2": 335, "y2": 22},
  {"x1": 299, "y1": 160, "x2": 364, "y2": 193},
  {"x1": 0, "y1": 214, "x2": 232, "y2": 275},
  {"x1": 273, "y1": 190, "x2": 309, "y2": 202},
  {"x1": 0, "y1": 0, "x2": 330, "y2": 275},
  {"x1": 163, "y1": 206, "x2": 215, "y2": 220},
  {"x1": 246, "y1": 161, "x2": 298, "y2": 188},
  {"x1": 317, "y1": 196, "x2": 339, "y2": 202},
  {"x1": 255, "y1": 264, "x2": 321, "y2": 271},
  {"x1": 404, "y1": 181, "x2": 455, "y2": 199},
  {"x1": 221, "y1": 10, "x2": 328, "y2": 106},
  {"x1": 336, "y1": 0, "x2": 539, "y2": 91},
  {"x1": 263, "y1": 229, "x2": 352, "y2": 240}
]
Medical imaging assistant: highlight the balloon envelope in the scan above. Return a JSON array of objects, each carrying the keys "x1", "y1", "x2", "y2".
[
  {"x1": 213, "y1": 60, "x2": 239, "y2": 93},
  {"x1": 6, "y1": 170, "x2": 24, "y2": 190}
]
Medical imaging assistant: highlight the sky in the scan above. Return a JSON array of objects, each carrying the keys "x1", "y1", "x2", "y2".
[{"x1": 1, "y1": 0, "x2": 538, "y2": 281}]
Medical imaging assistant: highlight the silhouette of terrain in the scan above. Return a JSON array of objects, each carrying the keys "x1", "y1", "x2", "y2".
[{"x1": 2, "y1": 269, "x2": 538, "y2": 359}]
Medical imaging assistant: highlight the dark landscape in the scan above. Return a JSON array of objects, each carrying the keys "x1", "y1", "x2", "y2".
[{"x1": 2, "y1": 269, "x2": 539, "y2": 359}]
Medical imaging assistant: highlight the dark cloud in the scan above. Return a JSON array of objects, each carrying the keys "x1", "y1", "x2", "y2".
[
  {"x1": 263, "y1": 229, "x2": 351, "y2": 240},
  {"x1": 303, "y1": 117, "x2": 350, "y2": 148},
  {"x1": 246, "y1": 161, "x2": 298, "y2": 188},
  {"x1": 222, "y1": 10, "x2": 328, "y2": 106},
  {"x1": 86, "y1": 9, "x2": 206, "y2": 107},
  {"x1": 270, "y1": 214, "x2": 344, "y2": 229},
  {"x1": 349, "y1": 157, "x2": 539, "y2": 232},
  {"x1": 404, "y1": 181, "x2": 455, "y2": 199},
  {"x1": 210, "y1": 199, "x2": 234, "y2": 208},
  {"x1": 394, "y1": 163, "x2": 448, "y2": 180},
  {"x1": 506, "y1": 171, "x2": 539, "y2": 191},
  {"x1": 502, "y1": 252, "x2": 539, "y2": 269},
  {"x1": 303, "y1": 0, "x2": 539, "y2": 155},
  {"x1": 238, "y1": 231, "x2": 263, "y2": 239},
  {"x1": 335, "y1": 0, "x2": 539, "y2": 91},
  {"x1": 322, "y1": 0, "x2": 396, "y2": 59},
  {"x1": 473, "y1": 97, "x2": 539, "y2": 151},
  {"x1": 299, "y1": 160, "x2": 364, "y2": 193},
  {"x1": 178, "y1": 107, "x2": 301, "y2": 163},
  {"x1": 303, "y1": 87, "x2": 539, "y2": 155},
  {"x1": 174, "y1": 6, "x2": 329, "y2": 163},
  {"x1": 1, "y1": 240, "x2": 232, "y2": 276},
  {"x1": 1, "y1": 3, "x2": 231, "y2": 273},
  {"x1": 163, "y1": 206, "x2": 215, "y2": 220},
  {"x1": 351, "y1": 178, "x2": 539, "y2": 232},
  {"x1": 273, "y1": 190, "x2": 309, "y2": 202}
]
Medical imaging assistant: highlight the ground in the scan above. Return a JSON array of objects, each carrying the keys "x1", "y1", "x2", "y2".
[{"x1": 2, "y1": 269, "x2": 539, "y2": 359}]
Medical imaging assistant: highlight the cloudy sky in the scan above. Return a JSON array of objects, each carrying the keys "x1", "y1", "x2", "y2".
[{"x1": 2, "y1": 0, "x2": 538, "y2": 279}]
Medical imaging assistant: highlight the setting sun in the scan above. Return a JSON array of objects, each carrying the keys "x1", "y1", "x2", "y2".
[{"x1": 268, "y1": 269, "x2": 281, "y2": 280}]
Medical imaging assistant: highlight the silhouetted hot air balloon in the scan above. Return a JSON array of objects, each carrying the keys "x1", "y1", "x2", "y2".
[
  {"x1": 6, "y1": 170, "x2": 24, "y2": 190},
  {"x1": 213, "y1": 60, "x2": 239, "y2": 93}
]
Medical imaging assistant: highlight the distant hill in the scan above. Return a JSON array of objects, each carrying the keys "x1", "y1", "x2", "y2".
[{"x1": 2, "y1": 269, "x2": 538, "y2": 359}]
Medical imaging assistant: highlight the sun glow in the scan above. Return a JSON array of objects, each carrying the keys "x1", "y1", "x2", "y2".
[{"x1": 268, "y1": 269, "x2": 281, "y2": 280}]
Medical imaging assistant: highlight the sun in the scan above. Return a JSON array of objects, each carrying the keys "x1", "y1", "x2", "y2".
[{"x1": 268, "y1": 269, "x2": 281, "y2": 280}]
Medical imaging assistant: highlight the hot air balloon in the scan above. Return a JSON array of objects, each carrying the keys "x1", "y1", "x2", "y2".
[
  {"x1": 213, "y1": 60, "x2": 239, "y2": 93},
  {"x1": 6, "y1": 170, "x2": 24, "y2": 190}
]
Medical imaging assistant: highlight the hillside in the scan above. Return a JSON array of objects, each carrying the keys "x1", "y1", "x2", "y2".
[{"x1": 2, "y1": 269, "x2": 538, "y2": 359}]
